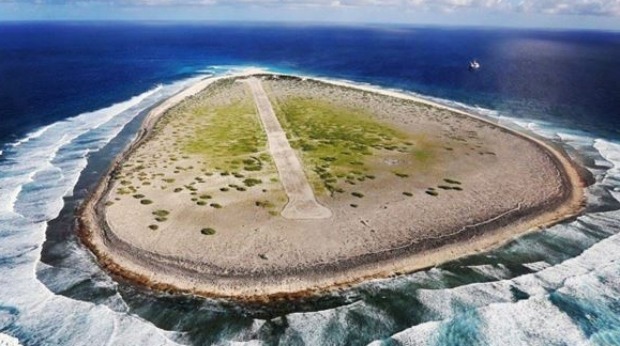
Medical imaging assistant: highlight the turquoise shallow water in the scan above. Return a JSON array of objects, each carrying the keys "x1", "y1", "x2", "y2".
[{"x1": 0, "y1": 23, "x2": 620, "y2": 345}]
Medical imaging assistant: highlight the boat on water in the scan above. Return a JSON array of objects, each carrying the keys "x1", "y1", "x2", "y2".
[{"x1": 469, "y1": 59, "x2": 481, "y2": 70}]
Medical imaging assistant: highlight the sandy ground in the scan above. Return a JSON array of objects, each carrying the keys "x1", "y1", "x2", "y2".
[{"x1": 78, "y1": 73, "x2": 586, "y2": 301}]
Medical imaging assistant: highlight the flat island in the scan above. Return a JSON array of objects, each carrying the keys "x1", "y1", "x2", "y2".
[{"x1": 79, "y1": 73, "x2": 586, "y2": 300}]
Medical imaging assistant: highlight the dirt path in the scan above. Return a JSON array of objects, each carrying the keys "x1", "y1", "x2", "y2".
[{"x1": 245, "y1": 78, "x2": 332, "y2": 219}]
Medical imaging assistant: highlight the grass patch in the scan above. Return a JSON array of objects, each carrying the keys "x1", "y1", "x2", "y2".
[
  {"x1": 272, "y1": 96, "x2": 428, "y2": 194},
  {"x1": 182, "y1": 93, "x2": 267, "y2": 172}
]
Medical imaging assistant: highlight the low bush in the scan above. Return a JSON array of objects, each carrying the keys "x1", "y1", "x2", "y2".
[
  {"x1": 200, "y1": 228, "x2": 216, "y2": 235},
  {"x1": 243, "y1": 178, "x2": 262, "y2": 187}
]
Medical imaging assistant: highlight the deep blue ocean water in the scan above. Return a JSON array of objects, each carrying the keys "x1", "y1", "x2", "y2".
[{"x1": 1, "y1": 22, "x2": 620, "y2": 345}]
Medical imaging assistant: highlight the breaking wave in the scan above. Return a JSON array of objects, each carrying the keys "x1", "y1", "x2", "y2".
[{"x1": 1, "y1": 67, "x2": 619, "y2": 345}]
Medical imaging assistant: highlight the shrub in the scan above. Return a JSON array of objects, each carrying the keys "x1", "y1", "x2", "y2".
[
  {"x1": 199, "y1": 194, "x2": 212, "y2": 199},
  {"x1": 197, "y1": 201, "x2": 207, "y2": 206},
  {"x1": 255, "y1": 200, "x2": 275, "y2": 208},
  {"x1": 133, "y1": 194, "x2": 145, "y2": 199},
  {"x1": 200, "y1": 228, "x2": 216, "y2": 235},
  {"x1": 140, "y1": 199, "x2": 153, "y2": 205},
  {"x1": 152, "y1": 210, "x2": 169, "y2": 217},
  {"x1": 155, "y1": 217, "x2": 167, "y2": 222},
  {"x1": 352, "y1": 192, "x2": 364, "y2": 198},
  {"x1": 425, "y1": 190, "x2": 438, "y2": 196},
  {"x1": 173, "y1": 187, "x2": 183, "y2": 193},
  {"x1": 243, "y1": 178, "x2": 262, "y2": 187},
  {"x1": 210, "y1": 203, "x2": 222, "y2": 209},
  {"x1": 148, "y1": 225, "x2": 159, "y2": 230},
  {"x1": 394, "y1": 172, "x2": 409, "y2": 178},
  {"x1": 444, "y1": 178, "x2": 462, "y2": 185},
  {"x1": 403, "y1": 192, "x2": 413, "y2": 197},
  {"x1": 350, "y1": 204, "x2": 358, "y2": 208},
  {"x1": 220, "y1": 187, "x2": 229, "y2": 192}
]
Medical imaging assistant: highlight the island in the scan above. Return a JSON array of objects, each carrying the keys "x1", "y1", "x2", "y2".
[{"x1": 78, "y1": 73, "x2": 586, "y2": 301}]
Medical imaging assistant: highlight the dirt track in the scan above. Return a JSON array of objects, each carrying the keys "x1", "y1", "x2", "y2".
[{"x1": 245, "y1": 77, "x2": 332, "y2": 219}]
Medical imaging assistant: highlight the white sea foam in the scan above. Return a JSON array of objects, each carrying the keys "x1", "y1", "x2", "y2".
[
  {"x1": 0, "y1": 75, "x2": 213, "y2": 345},
  {"x1": 8, "y1": 124, "x2": 55, "y2": 148},
  {"x1": 362, "y1": 111, "x2": 620, "y2": 345},
  {"x1": 2, "y1": 67, "x2": 620, "y2": 345},
  {"x1": 0, "y1": 333, "x2": 21, "y2": 346}
]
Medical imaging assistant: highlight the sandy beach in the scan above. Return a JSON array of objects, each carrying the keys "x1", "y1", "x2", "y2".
[{"x1": 77, "y1": 72, "x2": 587, "y2": 302}]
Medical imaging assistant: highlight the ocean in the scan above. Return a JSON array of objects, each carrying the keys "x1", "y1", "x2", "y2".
[{"x1": 0, "y1": 22, "x2": 619, "y2": 345}]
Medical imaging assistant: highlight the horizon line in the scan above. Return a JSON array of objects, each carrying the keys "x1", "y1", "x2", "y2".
[{"x1": 0, "y1": 19, "x2": 619, "y2": 34}]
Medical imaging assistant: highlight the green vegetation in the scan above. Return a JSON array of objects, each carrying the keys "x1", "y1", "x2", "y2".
[
  {"x1": 272, "y1": 97, "x2": 433, "y2": 195},
  {"x1": 243, "y1": 178, "x2": 262, "y2": 187},
  {"x1": 152, "y1": 210, "x2": 169, "y2": 217},
  {"x1": 200, "y1": 228, "x2": 216, "y2": 235},
  {"x1": 148, "y1": 225, "x2": 159, "y2": 231},
  {"x1": 133, "y1": 194, "x2": 145, "y2": 199},
  {"x1": 425, "y1": 190, "x2": 439, "y2": 197},
  {"x1": 444, "y1": 178, "x2": 462, "y2": 185},
  {"x1": 183, "y1": 93, "x2": 267, "y2": 172},
  {"x1": 210, "y1": 203, "x2": 222, "y2": 209},
  {"x1": 255, "y1": 200, "x2": 275, "y2": 208},
  {"x1": 140, "y1": 199, "x2": 153, "y2": 205}
]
